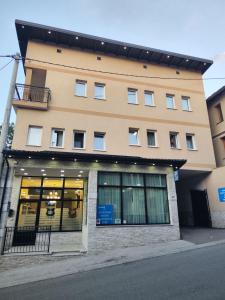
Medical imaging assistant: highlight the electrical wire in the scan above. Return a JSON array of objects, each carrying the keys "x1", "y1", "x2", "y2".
[
  {"x1": 1, "y1": 54, "x2": 225, "y2": 81},
  {"x1": 0, "y1": 59, "x2": 14, "y2": 72}
]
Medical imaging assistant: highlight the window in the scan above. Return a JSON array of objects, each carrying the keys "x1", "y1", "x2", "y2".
[
  {"x1": 94, "y1": 132, "x2": 105, "y2": 150},
  {"x1": 128, "y1": 88, "x2": 138, "y2": 104},
  {"x1": 182, "y1": 96, "x2": 191, "y2": 111},
  {"x1": 75, "y1": 80, "x2": 86, "y2": 97},
  {"x1": 215, "y1": 103, "x2": 223, "y2": 123},
  {"x1": 221, "y1": 136, "x2": 225, "y2": 150},
  {"x1": 186, "y1": 134, "x2": 196, "y2": 150},
  {"x1": 73, "y1": 131, "x2": 85, "y2": 149},
  {"x1": 147, "y1": 130, "x2": 157, "y2": 147},
  {"x1": 97, "y1": 172, "x2": 170, "y2": 225},
  {"x1": 169, "y1": 132, "x2": 179, "y2": 149},
  {"x1": 166, "y1": 94, "x2": 175, "y2": 109},
  {"x1": 27, "y1": 126, "x2": 42, "y2": 146},
  {"x1": 144, "y1": 91, "x2": 154, "y2": 106},
  {"x1": 51, "y1": 128, "x2": 64, "y2": 148},
  {"x1": 129, "y1": 128, "x2": 139, "y2": 145},
  {"x1": 17, "y1": 177, "x2": 84, "y2": 231},
  {"x1": 94, "y1": 83, "x2": 105, "y2": 99}
]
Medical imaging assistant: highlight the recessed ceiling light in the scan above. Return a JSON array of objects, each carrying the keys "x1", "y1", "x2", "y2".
[
  {"x1": 170, "y1": 164, "x2": 173, "y2": 167},
  {"x1": 74, "y1": 158, "x2": 77, "y2": 162},
  {"x1": 61, "y1": 170, "x2": 64, "y2": 173},
  {"x1": 152, "y1": 163, "x2": 156, "y2": 166},
  {"x1": 101, "y1": 41, "x2": 104, "y2": 45},
  {"x1": 20, "y1": 168, "x2": 25, "y2": 171},
  {"x1": 41, "y1": 169, "x2": 45, "y2": 172},
  {"x1": 167, "y1": 55, "x2": 170, "y2": 58},
  {"x1": 78, "y1": 174, "x2": 82, "y2": 177},
  {"x1": 186, "y1": 59, "x2": 189, "y2": 62},
  {"x1": 8, "y1": 155, "x2": 12, "y2": 158},
  {"x1": 28, "y1": 156, "x2": 31, "y2": 159},
  {"x1": 52, "y1": 157, "x2": 55, "y2": 160},
  {"x1": 134, "y1": 162, "x2": 137, "y2": 165},
  {"x1": 75, "y1": 36, "x2": 79, "y2": 40},
  {"x1": 175, "y1": 166, "x2": 178, "y2": 169},
  {"x1": 123, "y1": 46, "x2": 127, "y2": 50},
  {"x1": 60, "y1": 174, "x2": 64, "y2": 177},
  {"x1": 48, "y1": 30, "x2": 51, "y2": 34},
  {"x1": 204, "y1": 62, "x2": 207, "y2": 65},
  {"x1": 43, "y1": 173, "x2": 47, "y2": 176},
  {"x1": 95, "y1": 160, "x2": 99, "y2": 163},
  {"x1": 79, "y1": 170, "x2": 83, "y2": 173},
  {"x1": 115, "y1": 161, "x2": 118, "y2": 164},
  {"x1": 146, "y1": 51, "x2": 149, "y2": 54},
  {"x1": 24, "y1": 173, "x2": 28, "y2": 175}
]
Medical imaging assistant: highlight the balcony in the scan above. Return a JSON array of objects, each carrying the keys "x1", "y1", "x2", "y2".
[{"x1": 12, "y1": 84, "x2": 51, "y2": 111}]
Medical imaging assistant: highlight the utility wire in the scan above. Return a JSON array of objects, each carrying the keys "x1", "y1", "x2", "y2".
[
  {"x1": 2, "y1": 54, "x2": 225, "y2": 81},
  {"x1": 0, "y1": 59, "x2": 14, "y2": 72}
]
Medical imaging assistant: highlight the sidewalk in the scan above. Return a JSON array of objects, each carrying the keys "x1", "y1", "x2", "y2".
[{"x1": 1, "y1": 237, "x2": 225, "y2": 289}]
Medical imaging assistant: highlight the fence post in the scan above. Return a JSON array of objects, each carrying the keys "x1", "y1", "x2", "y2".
[{"x1": 47, "y1": 226, "x2": 51, "y2": 253}]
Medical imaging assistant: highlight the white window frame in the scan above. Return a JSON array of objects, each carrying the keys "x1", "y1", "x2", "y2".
[
  {"x1": 166, "y1": 94, "x2": 176, "y2": 109},
  {"x1": 50, "y1": 128, "x2": 65, "y2": 148},
  {"x1": 144, "y1": 91, "x2": 155, "y2": 106},
  {"x1": 128, "y1": 88, "x2": 138, "y2": 104},
  {"x1": 75, "y1": 80, "x2": 87, "y2": 97},
  {"x1": 129, "y1": 128, "x2": 140, "y2": 146},
  {"x1": 169, "y1": 132, "x2": 180, "y2": 149},
  {"x1": 27, "y1": 126, "x2": 42, "y2": 146},
  {"x1": 182, "y1": 96, "x2": 191, "y2": 111},
  {"x1": 94, "y1": 132, "x2": 106, "y2": 151},
  {"x1": 147, "y1": 130, "x2": 158, "y2": 147},
  {"x1": 186, "y1": 133, "x2": 197, "y2": 150},
  {"x1": 94, "y1": 82, "x2": 105, "y2": 100},
  {"x1": 73, "y1": 130, "x2": 86, "y2": 149}
]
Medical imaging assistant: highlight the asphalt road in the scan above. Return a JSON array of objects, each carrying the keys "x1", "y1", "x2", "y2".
[{"x1": 1, "y1": 244, "x2": 225, "y2": 300}]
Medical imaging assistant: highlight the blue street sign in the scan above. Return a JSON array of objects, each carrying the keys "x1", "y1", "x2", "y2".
[
  {"x1": 97, "y1": 204, "x2": 113, "y2": 225},
  {"x1": 218, "y1": 187, "x2": 225, "y2": 202}
]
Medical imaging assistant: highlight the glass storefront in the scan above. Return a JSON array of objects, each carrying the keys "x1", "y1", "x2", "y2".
[
  {"x1": 97, "y1": 172, "x2": 170, "y2": 225},
  {"x1": 17, "y1": 177, "x2": 84, "y2": 231}
]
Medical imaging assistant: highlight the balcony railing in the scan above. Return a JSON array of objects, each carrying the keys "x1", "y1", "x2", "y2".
[{"x1": 12, "y1": 84, "x2": 51, "y2": 110}]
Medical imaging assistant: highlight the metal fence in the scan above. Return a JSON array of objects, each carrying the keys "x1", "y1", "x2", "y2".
[
  {"x1": 13, "y1": 83, "x2": 51, "y2": 103},
  {"x1": 2, "y1": 226, "x2": 51, "y2": 254}
]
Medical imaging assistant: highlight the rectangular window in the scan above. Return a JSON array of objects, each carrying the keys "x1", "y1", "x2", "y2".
[
  {"x1": 215, "y1": 103, "x2": 223, "y2": 123},
  {"x1": 17, "y1": 176, "x2": 84, "y2": 232},
  {"x1": 129, "y1": 128, "x2": 139, "y2": 145},
  {"x1": 186, "y1": 134, "x2": 196, "y2": 150},
  {"x1": 182, "y1": 96, "x2": 191, "y2": 111},
  {"x1": 94, "y1": 132, "x2": 105, "y2": 150},
  {"x1": 147, "y1": 130, "x2": 157, "y2": 147},
  {"x1": 97, "y1": 172, "x2": 170, "y2": 225},
  {"x1": 94, "y1": 83, "x2": 105, "y2": 99},
  {"x1": 144, "y1": 91, "x2": 154, "y2": 106},
  {"x1": 75, "y1": 80, "x2": 86, "y2": 97},
  {"x1": 166, "y1": 94, "x2": 175, "y2": 109},
  {"x1": 27, "y1": 126, "x2": 42, "y2": 146},
  {"x1": 170, "y1": 132, "x2": 179, "y2": 149},
  {"x1": 73, "y1": 131, "x2": 85, "y2": 149},
  {"x1": 128, "y1": 88, "x2": 138, "y2": 104},
  {"x1": 51, "y1": 128, "x2": 64, "y2": 148}
]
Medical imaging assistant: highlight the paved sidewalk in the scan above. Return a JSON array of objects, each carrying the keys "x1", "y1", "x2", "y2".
[{"x1": 1, "y1": 238, "x2": 225, "y2": 289}]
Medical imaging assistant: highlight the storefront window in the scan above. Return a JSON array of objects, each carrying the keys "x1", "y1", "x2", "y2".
[
  {"x1": 17, "y1": 177, "x2": 84, "y2": 231},
  {"x1": 97, "y1": 172, "x2": 170, "y2": 225}
]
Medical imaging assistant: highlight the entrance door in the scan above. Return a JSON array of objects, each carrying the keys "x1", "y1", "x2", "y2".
[{"x1": 191, "y1": 190, "x2": 211, "y2": 227}]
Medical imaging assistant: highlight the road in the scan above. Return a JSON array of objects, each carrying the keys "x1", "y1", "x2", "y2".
[{"x1": 1, "y1": 243, "x2": 225, "y2": 300}]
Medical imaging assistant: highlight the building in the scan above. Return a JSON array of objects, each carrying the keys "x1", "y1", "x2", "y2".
[{"x1": 0, "y1": 20, "x2": 217, "y2": 254}]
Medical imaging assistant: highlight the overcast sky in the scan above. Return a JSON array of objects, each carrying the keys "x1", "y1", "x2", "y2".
[{"x1": 1, "y1": 0, "x2": 225, "y2": 123}]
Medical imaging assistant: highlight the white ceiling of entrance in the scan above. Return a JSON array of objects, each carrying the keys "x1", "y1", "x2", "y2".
[{"x1": 15, "y1": 167, "x2": 89, "y2": 178}]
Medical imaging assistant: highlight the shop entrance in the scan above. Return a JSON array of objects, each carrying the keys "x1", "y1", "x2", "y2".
[{"x1": 191, "y1": 190, "x2": 211, "y2": 227}]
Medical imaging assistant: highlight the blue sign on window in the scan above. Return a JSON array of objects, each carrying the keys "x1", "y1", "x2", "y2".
[
  {"x1": 218, "y1": 187, "x2": 225, "y2": 202},
  {"x1": 97, "y1": 204, "x2": 113, "y2": 225}
]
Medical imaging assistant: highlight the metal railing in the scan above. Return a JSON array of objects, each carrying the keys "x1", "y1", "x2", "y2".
[
  {"x1": 2, "y1": 226, "x2": 51, "y2": 254},
  {"x1": 13, "y1": 83, "x2": 51, "y2": 103}
]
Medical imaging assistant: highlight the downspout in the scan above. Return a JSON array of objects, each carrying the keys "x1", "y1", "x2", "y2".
[{"x1": 0, "y1": 155, "x2": 9, "y2": 223}]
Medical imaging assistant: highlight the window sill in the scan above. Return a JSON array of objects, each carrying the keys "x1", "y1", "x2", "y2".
[
  {"x1": 129, "y1": 144, "x2": 141, "y2": 147},
  {"x1": 148, "y1": 145, "x2": 159, "y2": 148},
  {"x1": 93, "y1": 149, "x2": 107, "y2": 152},
  {"x1": 145, "y1": 104, "x2": 156, "y2": 107},
  {"x1": 96, "y1": 223, "x2": 172, "y2": 228},
  {"x1": 167, "y1": 107, "x2": 177, "y2": 110},
  {"x1": 128, "y1": 102, "x2": 139, "y2": 105},
  {"x1": 73, "y1": 147, "x2": 86, "y2": 150},
  {"x1": 49, "y1": 146, "x2": 64, "y2": 149},
  {"x1": 182, "y1": 109, "x2": 192, "y2": 112},
  {"x1": 94, "y1": 97, "x2": 106, "y2": 101},
  {"x1": 26, "y1": 144, "x2": 41, "y2": 147},
  {"x1": 75, "y1": 95, "x2": 88, "y2": 98},
  {"x1": 187, "y1": 148, "x2": 198, "y2": 151},
  {"x1": 170, "y1": 147, "x2": 182, "y2": 150}
]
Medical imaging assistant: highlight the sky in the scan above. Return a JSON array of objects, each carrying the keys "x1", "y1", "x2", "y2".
[{"x1": 1, "y1": 0, "x2": 225, "y2": 123}]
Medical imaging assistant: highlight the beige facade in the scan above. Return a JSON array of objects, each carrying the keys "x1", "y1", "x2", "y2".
[{"x1": 12, "y1": 40, "x2": 216, "y2": 172}]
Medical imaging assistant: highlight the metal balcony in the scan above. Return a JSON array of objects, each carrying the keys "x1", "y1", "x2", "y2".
[{"x1": 12, "y1": 83, "x2": 51, "y2": 111}]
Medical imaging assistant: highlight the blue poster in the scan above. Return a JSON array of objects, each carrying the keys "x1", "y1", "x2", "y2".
[
  {"x1": 218, "y1": 187, "x2": 225, "y2": 202},
  {"x1": 97, "y1": 204, "x2": 113, "y2": 225}
]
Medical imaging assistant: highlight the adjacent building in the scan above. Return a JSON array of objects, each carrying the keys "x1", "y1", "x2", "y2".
[{"x1": 0, "y1": 20, "x2": 219, "y2": 254}]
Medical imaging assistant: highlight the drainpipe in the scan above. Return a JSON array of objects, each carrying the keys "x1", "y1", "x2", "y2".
[{"x1": 0, "y1": 156, "x2": 9, "y2": 222}]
